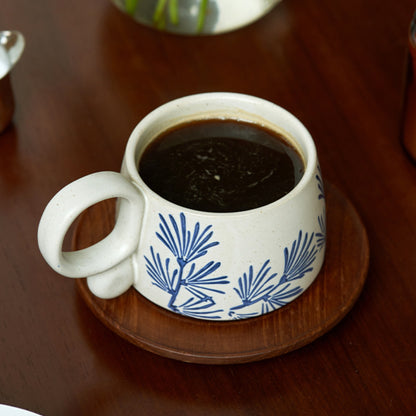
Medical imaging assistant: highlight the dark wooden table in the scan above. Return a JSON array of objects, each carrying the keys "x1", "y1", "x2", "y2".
[{"x1": 1, "y1": 0, "x2": 416, "y2": 414}]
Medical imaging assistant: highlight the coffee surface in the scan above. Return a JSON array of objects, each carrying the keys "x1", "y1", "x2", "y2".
[{"x1": 139, "y1": 119, "x2": 304, "y2": 212}]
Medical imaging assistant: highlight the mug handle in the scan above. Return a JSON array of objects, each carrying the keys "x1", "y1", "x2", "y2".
[{"x1": 38, "y1": 171, "x2": 145, "y2": 298}]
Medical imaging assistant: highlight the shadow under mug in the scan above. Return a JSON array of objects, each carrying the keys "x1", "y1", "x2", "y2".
[{"x1": 38, "y1": 93, "x2": 326, "y2": 321}]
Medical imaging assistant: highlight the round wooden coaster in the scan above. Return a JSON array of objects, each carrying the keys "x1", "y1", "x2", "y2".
[{"x1": 72, "y1": 182, "x2": 369, "y2": 364}]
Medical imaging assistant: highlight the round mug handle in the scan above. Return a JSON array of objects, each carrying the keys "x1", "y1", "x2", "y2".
[{"x1": 38, "y1": 171, "x2": 145, "y2": 297}]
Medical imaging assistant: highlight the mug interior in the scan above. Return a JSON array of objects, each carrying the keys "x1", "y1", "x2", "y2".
[{"x1": 125, "y1": 93, "x2": 317, "y2": 212}]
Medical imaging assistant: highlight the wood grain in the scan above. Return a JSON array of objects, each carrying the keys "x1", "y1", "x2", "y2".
[{"x1": 72, "y1": 182, "x2": 369, "y2": 364}]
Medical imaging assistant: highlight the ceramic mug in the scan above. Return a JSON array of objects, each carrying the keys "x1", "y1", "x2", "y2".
[{"x1": 38, "y1": 93, "x2": 326, "y2": 321}]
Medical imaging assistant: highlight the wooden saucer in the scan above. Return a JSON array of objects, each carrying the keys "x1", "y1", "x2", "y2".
[{"x1": 72, "y1": 182, "x2": 369, "y2": 364}]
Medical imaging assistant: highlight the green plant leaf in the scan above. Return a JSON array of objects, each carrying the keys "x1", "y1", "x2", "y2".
[
  {"x1": 197, "y1": 0, "x2": 208, "y2": 32},
  {"x1": 125, "y1": 0, "x2": 139, "y2": 16},
  {"x1": 169, "y1": 0, "x2": 179, "y2": 25},
  {"x1": 153, "y1": 0, "x2": 168, "y2": 28}
]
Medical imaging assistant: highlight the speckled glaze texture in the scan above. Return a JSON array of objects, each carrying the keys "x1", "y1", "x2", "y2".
[{"x1": 38, "y1": 93, "x2": 326, "y2": 321}]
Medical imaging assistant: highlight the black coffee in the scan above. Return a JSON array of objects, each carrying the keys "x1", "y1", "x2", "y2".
[{"x1": 138, "y1": 119, "x2": 304, "y2": 212}]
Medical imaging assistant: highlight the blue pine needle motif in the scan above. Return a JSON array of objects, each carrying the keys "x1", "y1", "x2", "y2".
[
  {"x1": 156, "y1": 213, "x2": 219, "y2": 264},
  {"x1": 176, "y1": 296, "x2": 223, "y2": 320},
  {"x1": 265, "y1": 283, "x2": 303, "y2": 309},
  {"x1": 279, "y1": 231, "x2": 317, "y2": 284},
  {"x1": 144, "y1": 213, "x2": 230, "y2": 319},
  {"x1": 315, "y1": 166, "x2": 326, "y2": 251},
  {"x1": 232, "y1": 260, "x2": 277, "y2": 307},
  {"x1": 145, "y1": 247, "x2": 178, "y2": 294},
  {"x1": 229, "y1": 231, "x2": 318, "y2": 319},
  {"x1": 316, "y1": 165, "x2": 325, "y2": 200},
  {"x1": 316, "y1": 214, "x2": 326, "y2": 251}
]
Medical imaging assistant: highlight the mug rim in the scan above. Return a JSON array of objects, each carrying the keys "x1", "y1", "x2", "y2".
[{"x1": 124, "y1": 92, "x2": 317, "y2": 216}]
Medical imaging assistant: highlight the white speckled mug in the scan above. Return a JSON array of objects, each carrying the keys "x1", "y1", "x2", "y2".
[{"x1": 38, "y1": 93, "x2": 326, "y2": 321}]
